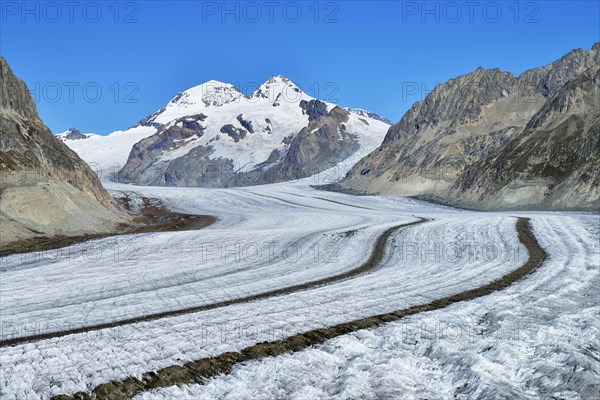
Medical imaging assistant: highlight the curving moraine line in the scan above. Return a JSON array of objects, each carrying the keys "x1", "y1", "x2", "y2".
[
  {"x1": 0, "y1": 218, "x2": 426, "y2": 348},
  {"x1": 52, "y1": 217, "x2": 547, "y2": 400}
]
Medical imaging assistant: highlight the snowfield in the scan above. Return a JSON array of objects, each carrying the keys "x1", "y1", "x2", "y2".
[
  {"x1": 60, "y1": 125, "x2": 158, "y2": 174},
  {"x1": 1, "y1": 178, "x2": 598, "y2": 399}
]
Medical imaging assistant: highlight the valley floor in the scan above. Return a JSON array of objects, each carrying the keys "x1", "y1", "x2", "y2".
[{"x1": 0, "y1": 176, "x2": 598, "y2": 399}]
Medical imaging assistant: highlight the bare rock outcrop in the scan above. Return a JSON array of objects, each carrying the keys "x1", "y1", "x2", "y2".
[
  {"x1": 0, "y1": 57, "x2": 129, "y2": 246},
  {"x1": 339, "y1": 43, "x2": 599, "y2": 211}
]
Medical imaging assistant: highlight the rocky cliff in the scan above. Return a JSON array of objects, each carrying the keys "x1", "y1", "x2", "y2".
[
  {"x1": 339, "y1": 43, "x2": 599, "y2": 211},
  {"x1": 451, "y1": 64, "x2": 600, "y2": 210},
  {"x1": 0, "y1": 57, "x2": 129, "y2": 246}
]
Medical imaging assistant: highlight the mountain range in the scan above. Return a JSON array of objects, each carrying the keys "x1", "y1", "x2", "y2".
[
  {"x1": 61, "y1": 76, "x2": 391, "y2": 187},
  {"x1": 337, "y1": 43, "x2": 599, "y2": 211},
  {"x1": 17, "y1": 42, "x2": 599, "y2": 212}
]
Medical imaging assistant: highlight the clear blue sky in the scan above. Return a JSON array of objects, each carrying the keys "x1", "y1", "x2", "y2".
[{"x1": 1, "y1": 1, "x2": 598, "y2": 135}]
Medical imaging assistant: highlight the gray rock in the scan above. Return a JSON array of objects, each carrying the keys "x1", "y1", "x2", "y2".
[
  {"x1": 220, "y1": 124, "x2": 247, "y2": 143},
  {"x1": 451, "y1": 64, "x2": 600, "y2": 211},
  {"x1": 0, "y1": 57, "x2": 128, "y2": 244},
  {"x1": 118, "y1": 114, "x2": 207, "y2": 184},
  {"x1": 236, "y1": 114, "x2": 254, "y2": 133},
  {"x1": 249, "y1": 106, "x2": 359, "y2": 184},
  {"x1": 263, "y1": 118, "x2": 273, "y2": 134},
  {"x1": 340, "y1": 43, "x2": 600, "y2": 211},
  {"x1": 300, "y1": 99, "x2": 328, "y2": 121},
  {"x1": 62, "y1": 128, "x2": 88, "y2": 140},
  {"x1": 133, "y1": 107, "x2": 165, "y2": 129}
]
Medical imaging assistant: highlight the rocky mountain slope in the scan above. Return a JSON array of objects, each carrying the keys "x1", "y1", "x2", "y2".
[
  {"x1": 0, "y1": 57, "x2": 129, "y2": 246},
  {"x1": 60, "y1": 76, "x2": 390, "y2": 187},
  {"x1": 338, "y1": 43, "x2": 599, "y2": 211}
]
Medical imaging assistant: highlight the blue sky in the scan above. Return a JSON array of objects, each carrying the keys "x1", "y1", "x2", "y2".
[{"x1": 1, "y1": 1, "x2": 598, "y2": 135}]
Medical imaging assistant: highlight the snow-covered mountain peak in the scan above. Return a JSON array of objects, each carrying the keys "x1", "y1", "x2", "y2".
[
  {"x1": 60, "y1": 74, "x2": 392, "y2": 181},
  {"x1": 143, "y1": 76, "x2": 312, "y2": 128},
  {"x1": 250, "y1": 75, "x2": 307, "y2": 105},
  {"x1": 170, "y1": 80, "x2": 242, "y2": 108},
  {"x1": 150, "y1": 80, "x2": 242, "y2": 125}
]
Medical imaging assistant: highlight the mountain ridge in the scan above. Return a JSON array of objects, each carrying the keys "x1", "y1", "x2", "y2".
[
  {"x1": 0, "y1": 57, "x2": 130, "y2": 246},
  {"x1": 60, "y1": 75, "x2": 391, "y2": 187},
  {"x1": 337, "y1": 43, "x2": 599, "y2": 211}
]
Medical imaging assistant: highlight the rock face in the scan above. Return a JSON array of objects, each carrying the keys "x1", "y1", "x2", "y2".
[
  {"x1": 118, "y1": 113, "x2": 209, "y2": 186},
  {"x1": 275, "y1": 106, "x2": 359, "y2": 177},
  {"x1": 452, "y1": 64, "x2": 600, "y2": 210},
  {"x1": 57, "y1": 128, "x2": 89, "y2": 141},
  {"x1": 0, "y1": 57, "x2": 128, "y2": 245},
  {"x1": 339, "y1": 43, "x2": 600, "y2": 211},
  {"x1": 241, "y1": 105, "x2": 359, "y2": 185},
  {"x1": 116, "y1": 76, "x2": 390, "y2": 187}
]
